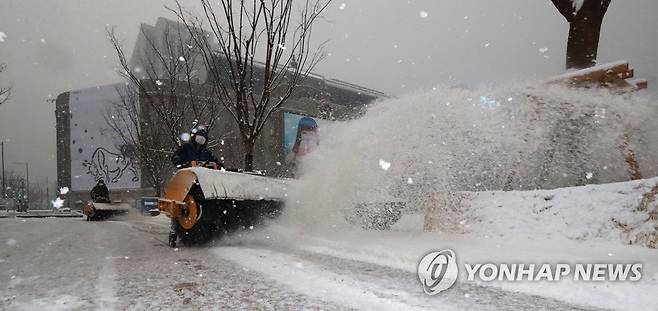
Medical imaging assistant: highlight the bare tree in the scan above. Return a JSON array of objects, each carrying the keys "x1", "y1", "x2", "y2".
[
  {"x1": 106, "y1": 21, "x2": 224, "y2": 194},
  {"x1": 108, "y1": 23, "x2": 222, "y2": 145},
  {"x1": 3, "y1": 171, "x2": 40, "y2": 210},
  {"x1": 104, "y1": 86, "x2": 172, "y2": 196},
  {"x1": 170, "y1": 0, "x2": 331, "y2": 171},
  {"x1": 0, "y1": 63, "x2": 10, "y2": 105},
  {"x1": 551, "y1": 0, "x2": 612, "y2": 69}
]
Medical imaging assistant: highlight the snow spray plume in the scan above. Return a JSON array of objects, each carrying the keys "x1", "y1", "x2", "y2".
[{"x1": 283, "y1": 83, "x2": 658, "y2": 232}]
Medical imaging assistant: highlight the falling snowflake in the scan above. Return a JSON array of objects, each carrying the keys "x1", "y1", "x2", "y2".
[
  {"x1": 178, "y1": 56, "x2": 186, "y2": 62},
  {"x1": 586, "y1": 172, "x2": 594, "y2": 180},
  {"x1": 180, "y1": 133, "x2": 191, "y2": 142},
  {"x1": 59, "y1": 187, "x2": 69, "y2": 195},
  {"x1": 407, "y1": 177, "x2": 414, "y2": 185},
  {"x1": 379, "y1": 159, "x2": 391, "y2": 171},
  {"x1": 338, "y1": 3, "x2": 346, "y2": 10},
  {"x1": 51, "y1": 197, "x2": 65, "y2": 209},
  {"x1": 0, "y1": 32, "x2": 7, "y2": 42},
  {"x1": 155, "y1": 80, "x2": 164, "y2": 86},
  {"x1": 277, "y1": 44, "x2": 287, "y2": 50},
  {"x1": 539, "y1": 47, "x2": 549, "y2": 54},
  {"x1": 419, "y1": 11, "x2": 429, "y2": 18}
]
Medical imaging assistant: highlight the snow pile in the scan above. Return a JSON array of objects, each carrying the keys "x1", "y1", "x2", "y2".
[
  {"x1": 285, "y1": 83, "x2": 658, "y2": 235},
  {"x1": 417, "y1": 178, "x2": 658, "y2": 247}
]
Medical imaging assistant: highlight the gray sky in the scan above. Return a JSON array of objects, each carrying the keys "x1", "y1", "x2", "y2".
[{"x1": 0, "y1": 0, "x2": 657, "y2": 186}]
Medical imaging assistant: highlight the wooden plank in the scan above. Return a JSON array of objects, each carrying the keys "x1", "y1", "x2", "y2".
[
  {"x1": 547, "y1": 61, "x2": 629, "y2": 84},
  {"x1": 619, "y1": 68, "x2": 634, "y2": 80},
  {"x1": 546, "y1": 60, "x2": 648, "y2": 92},
  {"x1": 629, "y1": 79, "x2": 649, "y2": 90}
]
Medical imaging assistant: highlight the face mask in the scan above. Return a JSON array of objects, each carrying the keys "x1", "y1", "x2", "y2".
[
  {"x1": 195, "y1": 135, "x2": 207, "y2": 145},
  {"x1": 299, "y1": 132, "x2": 318, "y2": 153}
]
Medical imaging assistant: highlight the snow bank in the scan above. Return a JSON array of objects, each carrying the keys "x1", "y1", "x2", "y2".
[{"x1": 404, "y1": 177, "x2": 658, "y2": 246}]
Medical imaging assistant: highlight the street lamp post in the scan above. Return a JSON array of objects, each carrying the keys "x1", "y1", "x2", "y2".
[{"x1": 1, "y1": 141, "x2": 5, "y2": 199}]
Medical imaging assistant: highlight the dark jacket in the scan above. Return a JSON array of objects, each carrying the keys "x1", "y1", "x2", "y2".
[
  {"x1": 172, "y1": 142, "x2": 222, "y2": 168},
  {"x1": 91, "y1": 183, "x2": 110, "y2": 203}
]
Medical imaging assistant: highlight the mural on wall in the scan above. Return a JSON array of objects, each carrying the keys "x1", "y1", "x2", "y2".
[
  {"x1": 69, "y1": 84, "x2": 141, "y2": 191},
  {"x1": 283, "y1": 112, "x2": 332, "y2": 165},
  {"x1": 82, "y1": 147, "x2": 139, "y2": 184}
]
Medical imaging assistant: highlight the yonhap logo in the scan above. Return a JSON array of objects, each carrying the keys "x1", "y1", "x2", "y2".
[
  {"x1": 417, "y1": 249, "x2": 642, "y2": 295},
  {"x1": 417, "y1": 249, "x2": 459, "y2": 295}
]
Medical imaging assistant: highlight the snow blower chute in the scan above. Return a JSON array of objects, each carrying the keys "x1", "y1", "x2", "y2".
[{"x1": 158, "y1": 167, "x2": 289, "y2": 246}]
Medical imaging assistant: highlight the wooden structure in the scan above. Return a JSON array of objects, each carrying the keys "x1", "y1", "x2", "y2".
[{"x1": 547, "y1": 60, "x2": 648, "y2": 91}]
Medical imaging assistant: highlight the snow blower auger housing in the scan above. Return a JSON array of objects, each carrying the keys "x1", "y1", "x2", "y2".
[
  {"x1": 159, "y1": 167, "x2": 290, "y2": 246},
  {"x1": 83, "y1": 201, "x2": 131, "y2": 221}
]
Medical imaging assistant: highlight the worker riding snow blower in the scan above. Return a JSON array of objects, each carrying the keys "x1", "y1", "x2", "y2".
[
  {"x1": 159, "y1": 125, "x2": 289, "y2": 247},
  {"x1": 83, "y1": 179, "x2": 131, "y2": 221}
]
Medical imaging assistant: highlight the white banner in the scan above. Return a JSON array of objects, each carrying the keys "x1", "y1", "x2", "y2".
[{"x1": 68, "y1": 84, "x2": 140, "y2": 191}]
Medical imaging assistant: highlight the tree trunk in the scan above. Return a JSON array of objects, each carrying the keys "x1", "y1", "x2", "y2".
[
  {"x1": 243, "y1": 140, "x2": 255, "y2": 172},
  {"x1": 155, "y1": 179, "x2": 162, "y2": 197},
  {"x1": 551, "y1": 0, "x2": 611, "y2": 69},
  {"x1": 566, "y1": 10, "x2": 604, "y2": 69}
]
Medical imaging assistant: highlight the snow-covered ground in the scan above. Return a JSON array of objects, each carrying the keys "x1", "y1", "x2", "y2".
[
  {"x1": 2, "y1": 177, "x2": 657, "y2": 310},
  {"x1": 0, "y1": 215, "x2": 599, "y2": 310},
  {"x1": 249, "y1": 175, "x2": 658, "y2": 310}
]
